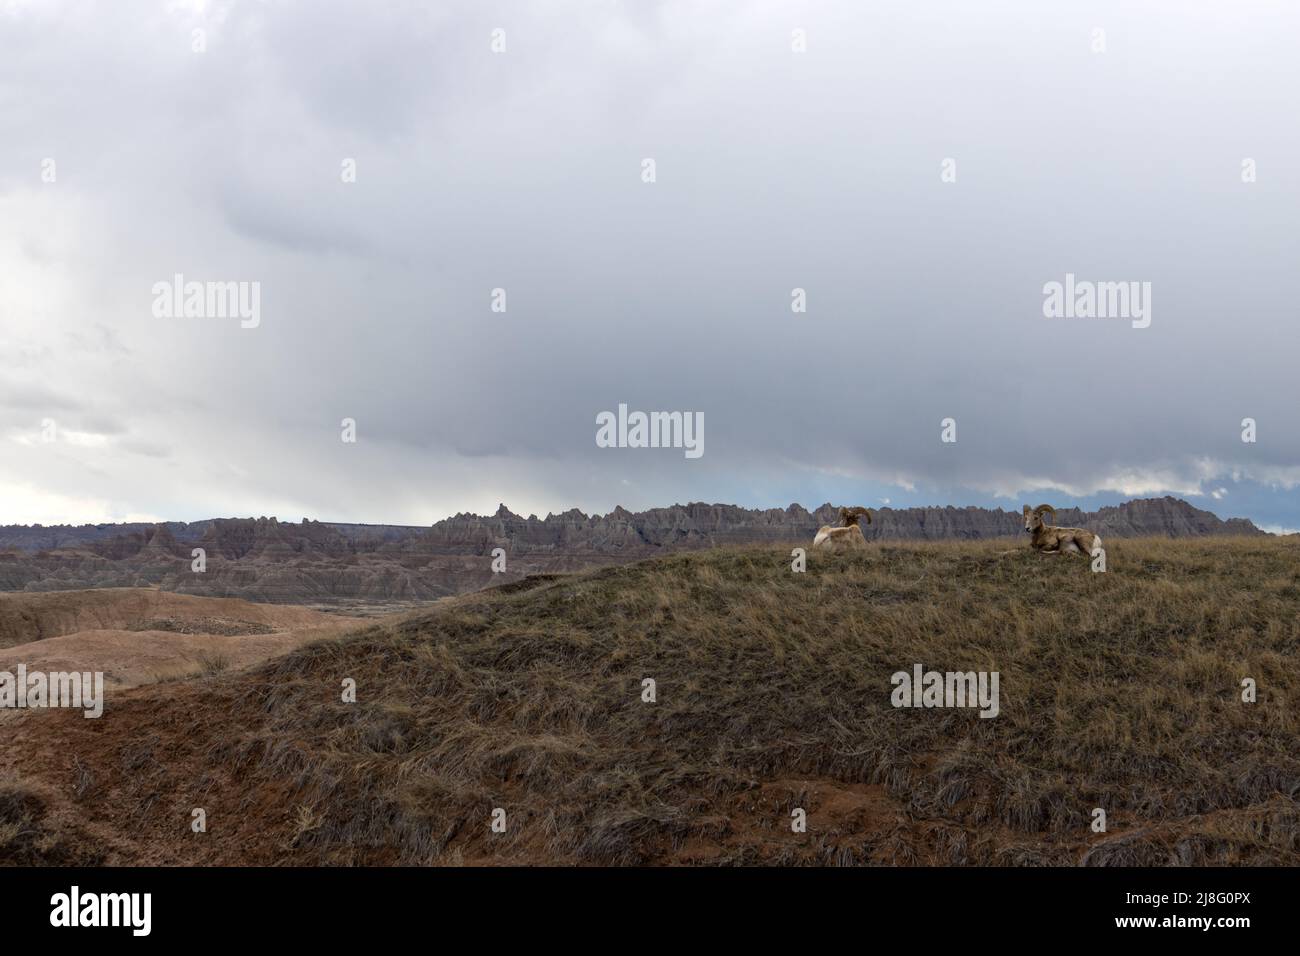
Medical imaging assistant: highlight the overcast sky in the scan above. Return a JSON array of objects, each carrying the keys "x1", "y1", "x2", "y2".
[{"x1": 1, "y1": 0, "x2": 1297, "y2": 530}]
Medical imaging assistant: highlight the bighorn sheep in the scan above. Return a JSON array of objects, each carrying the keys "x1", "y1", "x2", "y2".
[
  {"x1": 1022, "y1": 504, "x2": 1101, "y2": 556},
  {"x1": 812, "y1": 507, "x2": 872, "y2": 552}
]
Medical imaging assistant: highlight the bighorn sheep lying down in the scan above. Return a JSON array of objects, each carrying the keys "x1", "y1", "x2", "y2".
[
  {"x1": 1022, "y1": 504, "x2": 1101, "y2": 555},
  {"x1": 813, "y1": 507, "x2": 872, "y2": 552}
]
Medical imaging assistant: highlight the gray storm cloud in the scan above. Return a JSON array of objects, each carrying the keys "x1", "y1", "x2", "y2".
[{"x1": 1, "y1": 0, "x2": 1297, "y2": 525}]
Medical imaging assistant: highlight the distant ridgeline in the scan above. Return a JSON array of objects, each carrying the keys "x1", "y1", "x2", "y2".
[{"x1": 0, "y1": 497, "x2": 1266, "y2": 605}]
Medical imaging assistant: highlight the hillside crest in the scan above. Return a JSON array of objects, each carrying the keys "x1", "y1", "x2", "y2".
[{"x1": 0, "y1": 497, "x2": 1265, "y2": 605}]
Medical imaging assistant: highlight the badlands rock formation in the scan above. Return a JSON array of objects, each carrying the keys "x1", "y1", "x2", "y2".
[{"x1": 0, "y1": 497, "x2": 1266, "y2": 606}]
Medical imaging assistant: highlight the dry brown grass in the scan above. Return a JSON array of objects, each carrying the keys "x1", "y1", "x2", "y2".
[
  {"x1": 0, "y1": 776, "x2": 104, "y2": 865},
  {"x1": 3, "y1": 536, "x2": 1298, "y2": 866}
]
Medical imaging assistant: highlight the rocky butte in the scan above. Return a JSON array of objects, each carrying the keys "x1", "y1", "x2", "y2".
[{"x1": 0, "y1": 497, "x2": 1267, "y2": 607}]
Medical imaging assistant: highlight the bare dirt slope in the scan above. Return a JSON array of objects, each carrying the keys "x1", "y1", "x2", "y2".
[
  {"x1": 0, "y1": 589, "x2": 363, "y2": 692},
  {"x1": 2, "y1": 538, "x2": 1298, "y2": 866},
  {"x1": 0, "y1": 625, "x2": 354, "y2": 691},
  {"x1": 0, "y1": 589, "x2": 353, "y2": 650}
]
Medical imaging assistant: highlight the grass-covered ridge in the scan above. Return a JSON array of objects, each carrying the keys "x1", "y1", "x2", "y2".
[{"x1": 4, "y1": 537, "x2": 1298, "y2": 865}]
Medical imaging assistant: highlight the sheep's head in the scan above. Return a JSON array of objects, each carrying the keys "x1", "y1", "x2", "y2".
[
  {"x1": 840, "y1": 506, "x2": 872, "y2": 527},
  {"x1": 1022, "y1": 504, "x2": 1055, "y2": 532}
]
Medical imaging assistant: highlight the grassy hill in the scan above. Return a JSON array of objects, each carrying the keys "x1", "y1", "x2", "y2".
[{"x1": 3, "y1": 537, "x2": 1298, "y2": 866}]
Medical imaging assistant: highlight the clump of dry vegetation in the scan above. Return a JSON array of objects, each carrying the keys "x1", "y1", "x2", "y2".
[
  {"x1": 0, "y1": 777, "x2": 103, "y2": 865},
  {"x1": 4, "y1": 537, "x2": 1298, "y2": 866},
  {"x1": 191, "y1": 651, "x2": 233, "y2": 678}
]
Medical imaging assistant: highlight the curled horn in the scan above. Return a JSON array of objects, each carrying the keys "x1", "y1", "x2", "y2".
[
  {"x1": 840, "y1": 506, "x2": 872, "y2": 526},
  {"x1": 1033, "y1": 504, "x2": 1056, "y2": 524}
]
